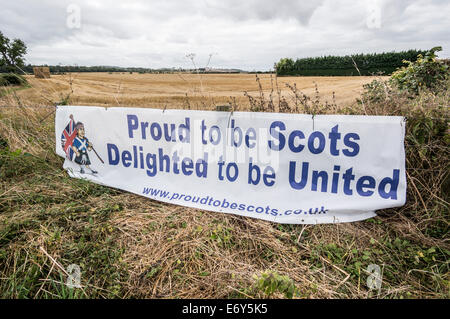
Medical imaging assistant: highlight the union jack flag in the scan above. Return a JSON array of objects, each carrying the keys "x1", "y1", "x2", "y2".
[{"x1": 61, "y1": 115, "x2": 77, "y2": 161}]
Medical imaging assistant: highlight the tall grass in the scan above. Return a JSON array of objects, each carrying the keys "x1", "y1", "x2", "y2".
[{"x1": 0, "y1": 68, "x2": 448, "y2": 299}]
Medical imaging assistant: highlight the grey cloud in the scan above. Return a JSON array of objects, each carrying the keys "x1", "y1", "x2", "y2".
[
  {"x1": 0, "y1": 0, "x2": 448, "y2": 69},
  {"x1": 200, "y1": 0, "x2": 325, "y2": 24}
]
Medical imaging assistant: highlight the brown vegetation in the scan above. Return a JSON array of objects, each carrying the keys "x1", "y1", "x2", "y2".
[
  {"x1": 0, "y1": 72, "x2": 448, "y2": 299},
  {"x1": 7, "y1": 73, "x2": 381, "y2": 109}
]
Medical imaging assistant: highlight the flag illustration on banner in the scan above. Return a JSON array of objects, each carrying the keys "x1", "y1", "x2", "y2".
[{"x1": 61, "y1": 115, "x2": 77, "y2": 161}]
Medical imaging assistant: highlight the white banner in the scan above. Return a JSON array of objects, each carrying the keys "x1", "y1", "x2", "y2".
[{"x1": 55, "y1": 106, "x2": 406, "y2": 224}]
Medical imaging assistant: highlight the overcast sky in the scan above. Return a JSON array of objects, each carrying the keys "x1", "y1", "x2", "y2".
[{"x1": 2, "y1": 0, "x2": 449, "y2": 70}]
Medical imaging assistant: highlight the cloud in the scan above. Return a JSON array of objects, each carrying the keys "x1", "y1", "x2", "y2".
[
  {"x1": 1, "y1": 0, "x2": 449, "y2": 70},
  {"x1": 200, "y1": 0, "x2": 326, "y2": 24}
]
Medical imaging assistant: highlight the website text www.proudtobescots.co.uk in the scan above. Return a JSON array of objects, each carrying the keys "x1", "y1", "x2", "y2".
[{"x1": 142, "y1": 186, "x2": 329, "y2": 217}]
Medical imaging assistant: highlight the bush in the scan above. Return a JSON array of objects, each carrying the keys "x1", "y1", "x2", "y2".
[
  {"x1": 358, "y1": 67, "x2": 449, "y2": 239},
  {"x1": 360, "y1": 78, "x2": 393, "y2": 103},
  {"x1": 390, "y1": 46, "x2": 449, "y2": 95},
  {"x1": 252, "y1": 271, "x2": 299, "y2": 298},
  {"x1": 0, "y1": 73, "x2": 28, "y2": 86}
]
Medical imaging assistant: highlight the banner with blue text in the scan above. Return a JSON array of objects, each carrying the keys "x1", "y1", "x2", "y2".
[{"x1": 55, "y1": 106, "x2": 406, "y2": 224}]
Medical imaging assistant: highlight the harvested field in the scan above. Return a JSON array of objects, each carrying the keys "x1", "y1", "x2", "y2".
[{"x1": 9, "y1": 73, "x2": 385, "y2": 109}]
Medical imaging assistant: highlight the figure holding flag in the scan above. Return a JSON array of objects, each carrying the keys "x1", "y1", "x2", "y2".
[{"x1": 61, "y1": 114, "x2": 102, "y2": 174}]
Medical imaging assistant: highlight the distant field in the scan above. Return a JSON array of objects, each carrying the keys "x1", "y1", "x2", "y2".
[{"x1": 9, "y1": 73, "x2": 385, "y2": 109}]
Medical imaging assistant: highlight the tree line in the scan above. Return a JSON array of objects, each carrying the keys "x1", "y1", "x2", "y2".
[
  {"x1": 19, "y1": 65, "x2": 178, "y2": 74},
  {"x1": 2, "y1": 64, "x2": 247, "y2": 75},
  {"x1": 275, "y1": 50, "x2": 428, "y2": 76}
]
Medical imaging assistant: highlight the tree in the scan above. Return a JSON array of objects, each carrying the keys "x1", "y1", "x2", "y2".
[
  {"x1": 0, "y1": 31, "x2": 27, "y2": 73},
  {"x1": 275, "y1": 58, "x2": 294, "y2": 76}
]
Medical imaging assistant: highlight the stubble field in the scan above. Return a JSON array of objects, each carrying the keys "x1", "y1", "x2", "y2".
[{"x1": 7, "y1": 73, "x2": 382, "y2": 109}]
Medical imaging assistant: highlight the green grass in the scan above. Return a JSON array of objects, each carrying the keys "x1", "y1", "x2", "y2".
[{"x1": 0, "y1": 144, "x2": 128, "y2": 298}]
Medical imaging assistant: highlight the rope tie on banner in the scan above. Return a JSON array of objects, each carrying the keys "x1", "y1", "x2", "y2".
[
  {"x1": 225, "y1": 106, "x2": 235, "y2": 148},
  {"x1": 38, "y1": 102, "x2": 58, "y2": 123},
  {"x1": 226, "y1": 108, "x2": 234, "y2": 129}
]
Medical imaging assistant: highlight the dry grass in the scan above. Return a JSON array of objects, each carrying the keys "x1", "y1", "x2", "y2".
[
  {"x1": 4, "y1": 73, "x2": 381, "y2": 110},
  {"x1": 0, "y1": 72, "x2": 448, "y2": 299}
]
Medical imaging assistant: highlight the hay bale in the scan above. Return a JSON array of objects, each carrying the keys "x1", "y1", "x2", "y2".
[{"x1": 33, "y1": 67, "x2": 51, "y2": 78}]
